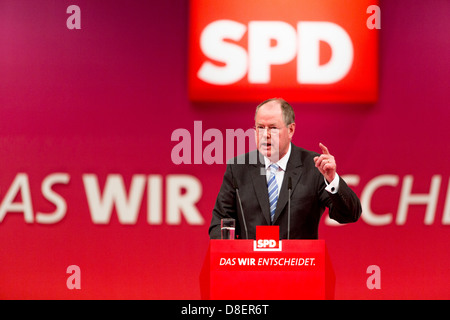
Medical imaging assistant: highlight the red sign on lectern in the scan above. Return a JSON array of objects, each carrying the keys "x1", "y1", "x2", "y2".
[
  {"x1": 254, "y1": 225, "x2": 281, "y2": 251},
  {"x1": 200, "y1": 236, "x2": 336, "y2": 300}
]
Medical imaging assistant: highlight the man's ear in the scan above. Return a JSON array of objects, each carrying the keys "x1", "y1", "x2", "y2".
[{"x1": 288, "y1": 123, "x2": 296, "y2": 138}]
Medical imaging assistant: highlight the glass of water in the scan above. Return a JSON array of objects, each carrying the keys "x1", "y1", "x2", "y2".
[{"x1": 221, "y1": 218, "x2": 235, "y2": 240}]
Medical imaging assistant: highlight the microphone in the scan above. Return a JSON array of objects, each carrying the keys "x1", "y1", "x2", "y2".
[
  {"x1": 233, "y1": 176, "x2": 248, "y2": 240},
  {"x1": 287, "y1": 177, "x2": 292, "y2": 240}
]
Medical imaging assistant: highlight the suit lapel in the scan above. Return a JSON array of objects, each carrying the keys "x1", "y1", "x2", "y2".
[{"x1": 273, "y1": 145, "x2": 304, "y2": 224}]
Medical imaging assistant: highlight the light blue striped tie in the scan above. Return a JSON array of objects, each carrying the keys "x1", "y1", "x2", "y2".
[{"x1": 268, "y1": 164, "x2": 279, "y2": 222}]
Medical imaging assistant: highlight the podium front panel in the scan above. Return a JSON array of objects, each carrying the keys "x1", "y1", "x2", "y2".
[{"x1": 200, "y1": 240, "x2": 335, "y2": 300}]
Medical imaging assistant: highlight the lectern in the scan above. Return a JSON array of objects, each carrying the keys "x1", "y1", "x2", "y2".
[{"x1": 199, "y1": 239, "x2": 335, "y2": 300}]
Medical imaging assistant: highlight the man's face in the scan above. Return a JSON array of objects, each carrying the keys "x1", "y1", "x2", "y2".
[{"x1": 255, "y1": 101, "x2": 295, "y2": 162}]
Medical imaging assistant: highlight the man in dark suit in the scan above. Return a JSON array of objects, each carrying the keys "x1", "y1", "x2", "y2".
[{"x1": 209, "y1": 98, "x2": 361, "y2": 239}]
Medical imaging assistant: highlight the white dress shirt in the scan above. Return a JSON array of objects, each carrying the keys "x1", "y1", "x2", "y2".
[{"x1": 263, "y1": 143, "x2": 340, "y2": 195}]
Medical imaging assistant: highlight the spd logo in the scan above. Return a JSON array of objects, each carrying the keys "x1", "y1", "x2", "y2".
[
  {"x1": 253, "y1": 226, "x2": 282, "y2": 251},
  {"x1": 188, "y1": 0, "x2": 378, "y2": 102}
]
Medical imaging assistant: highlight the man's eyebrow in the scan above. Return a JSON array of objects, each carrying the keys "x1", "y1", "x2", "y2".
[{"x1": 255, "y1": 122, "x2": 277, "y2": 126}]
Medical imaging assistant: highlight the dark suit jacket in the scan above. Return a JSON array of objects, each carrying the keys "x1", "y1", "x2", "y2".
[{"x1": 209, "y1": 143, "x2": 361, "y2": 239}]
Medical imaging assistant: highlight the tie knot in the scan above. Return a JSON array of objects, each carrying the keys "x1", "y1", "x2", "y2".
[{"x1": 269, "y1": 163, "x2": 279, "y2": 173}]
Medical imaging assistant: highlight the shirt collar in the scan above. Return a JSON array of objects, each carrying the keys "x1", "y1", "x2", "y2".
[{"x1": 264, "y1": 143, "x2": 291, "y2": 172}]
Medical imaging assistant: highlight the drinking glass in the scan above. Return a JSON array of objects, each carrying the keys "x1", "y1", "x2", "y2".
[{"x1": 221, "y1": 218, "x2": 235, "y2": 240}]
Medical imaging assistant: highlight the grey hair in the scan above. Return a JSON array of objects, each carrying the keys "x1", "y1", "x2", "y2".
[{"x1": 254, "y1": 98, "x2": 295, "y2": 126}]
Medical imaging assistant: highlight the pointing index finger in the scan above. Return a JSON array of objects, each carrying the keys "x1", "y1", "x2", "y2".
[{"x1": 319, "y1": 143, "x2": 330, "y2": 155}]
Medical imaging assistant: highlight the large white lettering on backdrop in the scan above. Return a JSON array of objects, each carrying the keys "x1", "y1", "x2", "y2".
[
  {"x1": 0, "y1": 172, "x2": 449, "y2": 226},
  {"x1": 198, "y1": 20, "x2": 353, "y2": 85},
  {"x1": 0, "y1": 173, "x2": 204, "y2": 225}
]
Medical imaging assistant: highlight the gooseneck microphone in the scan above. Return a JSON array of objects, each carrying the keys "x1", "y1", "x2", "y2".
[
  {"x1": 287, "y1": 177, "x2": 292, "y2": 240},
  {"x1": 232, "y1": 177, "x2": 249, "y2": 240}
]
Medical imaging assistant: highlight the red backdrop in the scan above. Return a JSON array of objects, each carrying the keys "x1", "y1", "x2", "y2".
[{"x1": 0, "y1": 0, "x2": 448, "y2": 299}]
